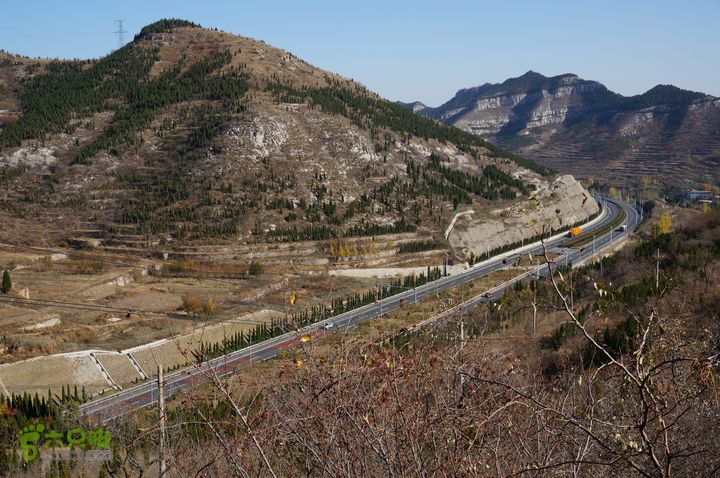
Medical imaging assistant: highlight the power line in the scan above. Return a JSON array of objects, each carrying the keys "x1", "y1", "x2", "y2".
[
  {"x1": 0, "y1": 295, "x2": 173, "y2": 318},
  {"x1": 0, "y1": 295, "x2": 266, "y2": 325},
  {"x1": 114, "y1": 19, "x2": 127, "y2": 49},
  {"x1": 0, "y1": 242, "x2": 150, "y2": 269},
  {"x1": 0, "y1": 32, "x2": 115, "y2": 38}
]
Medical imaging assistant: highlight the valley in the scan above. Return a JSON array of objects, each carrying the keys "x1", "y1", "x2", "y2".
[{"x1": 0, "y1": 14, "x2": 717, "y2": 478}]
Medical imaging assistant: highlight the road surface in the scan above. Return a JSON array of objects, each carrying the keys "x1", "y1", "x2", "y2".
[{"x1": 80, "y1": 197, "x2": 639, "y2": 422}]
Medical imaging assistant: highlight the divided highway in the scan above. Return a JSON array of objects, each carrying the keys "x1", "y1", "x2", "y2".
[{"x1": 80, "y1": 197, "x2": 640, "y2": 422}]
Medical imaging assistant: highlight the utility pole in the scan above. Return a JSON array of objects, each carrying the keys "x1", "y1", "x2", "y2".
[
  {"x1": 656, "y1": 248, "x2": 660, "y2": 290},
  {"x1": 532, "y1": 279, "x2": 537, "y2": 335},
  {"x1": 376, "y1": 286, "x2": 382, "y2": 315},
  {"x1": 459, "y1": 319, "x2": 465, "y2": 387},
  {"x1": 158, "y1": 365, "x2": 166, "y2": 477},
  {"x1": 532, "y1": 257, "x2": 538, "y2": 335}
]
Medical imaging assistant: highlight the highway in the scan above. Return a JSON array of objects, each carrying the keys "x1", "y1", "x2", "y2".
[{"x1": 79, "y1": 197, "x2": 640, "y2": 422}]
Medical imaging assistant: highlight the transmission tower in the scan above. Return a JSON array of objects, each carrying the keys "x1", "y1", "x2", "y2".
[{"x1": 114, "y1": 19, "x2": 127, "y2": 49}]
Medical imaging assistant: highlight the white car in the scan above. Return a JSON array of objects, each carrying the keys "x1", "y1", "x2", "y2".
[{"x1": 322, "y1": 322, "x2": 336, "y2": 330}]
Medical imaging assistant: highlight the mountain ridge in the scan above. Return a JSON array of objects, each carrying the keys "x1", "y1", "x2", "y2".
[
  {"x1": 400, "y1": 71, "x2": 720, "y2": 186},
  {"x1": 409, "y1": 71, "x2": 712, "y2": 117},
  {"x1": 1, "y1": 20, "x2": 588, "y2": 255}
]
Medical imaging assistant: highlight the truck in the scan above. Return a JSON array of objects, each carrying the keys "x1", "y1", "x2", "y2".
[
  {"x1": 616, "y1": 224, "x2": 627, "y2": 232},
  {"x1": 568, "y1": 226, "x2": 583, "y2": 237}
]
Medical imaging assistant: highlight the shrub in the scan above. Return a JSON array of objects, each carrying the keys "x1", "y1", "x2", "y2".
[
  {"x1": 182, "y1": 294, "x2": 203, "y2": 312},
  {"x1": 203, "y1": 298, "x2": 217, "y2": 315},
  {"x1": 248, "y1": 262, "x2": 263, "y2": 276}
]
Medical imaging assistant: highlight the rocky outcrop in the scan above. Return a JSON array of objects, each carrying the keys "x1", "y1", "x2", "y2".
[
  {"x1": 452, "y1": 81, "x2": 602, "y2": 135},
  {"x1": 420, "y1": 72, "x2": 605, "y2": 136},
  {"x1": 402, "y1": 71, "x2": 720, "y2": 184},
  {"x1": 396, "y1": 101, "x2": 429, "y2": 113},
  {"x1": 448, "y1": 175, "x2": 598, "y2": 258}
]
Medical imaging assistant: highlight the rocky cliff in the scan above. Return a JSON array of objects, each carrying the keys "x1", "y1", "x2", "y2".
[
  {"x1": 448, "y1": 175, "x2": 599, "y2": 259},
  {"x1": 403, "y1": 71, "x2": 720, "y2": 186},
  {"x1": 431, "y1": 73, "x2": 605, "y2": 136}
]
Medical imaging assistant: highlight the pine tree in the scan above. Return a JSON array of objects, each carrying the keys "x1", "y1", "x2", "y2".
[{"x1": 1, "y1": 271, "x2": 10, "y2": 294}]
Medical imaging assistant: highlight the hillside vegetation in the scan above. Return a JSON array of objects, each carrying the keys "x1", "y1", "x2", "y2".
[
  {"x1": 0, "y1": 20, "x2": 553, "y2": 249},
  {"x1": 10, "y1": 207, "x2": 714, "y2": 477}
]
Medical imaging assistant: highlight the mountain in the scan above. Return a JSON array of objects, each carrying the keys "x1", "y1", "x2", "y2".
[
  {"x1": 0, "y1": 20, "x2": 595, "y2": 255},
  {"x1": 404, "y1": 71, "x2": 720, "y2": 187},
  {"x1": 396, "y1": 100, "x2": 429, "y2": 114}
]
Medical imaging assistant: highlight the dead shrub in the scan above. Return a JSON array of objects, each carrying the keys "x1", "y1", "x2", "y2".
[{"x1": 182, "y1": 294, "x2": 203, "y2": 312}]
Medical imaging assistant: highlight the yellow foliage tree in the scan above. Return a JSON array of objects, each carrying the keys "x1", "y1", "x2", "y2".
[
  {"x1": 609, "y1": 187, "x2": 617, "y2": 199},
  {"x1": 352, "y1": 244, "x2": 359, "y2": 257},
  {"x1": 329, "y1": 242, "x2": 336, "y2": 256},
  {"x1": 655, "y1": 211, "x2": 672, "y2": 236}
]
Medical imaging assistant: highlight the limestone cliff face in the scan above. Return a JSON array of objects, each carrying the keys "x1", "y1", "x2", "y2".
[
  {"x1": 420, "y1": 72, "x2": 604, "y2": 136},
  {"x1": 401, "y1": 71, "x2": 720, "y2": 184},
  {"x1": 451, "y1": 78, "x2": 602, "y2": 135},
  {"x1": 448, "y1": 175, "x2": 598, "y2": 258}
]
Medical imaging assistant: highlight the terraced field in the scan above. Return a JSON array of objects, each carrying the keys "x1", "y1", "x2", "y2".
[
  {"x1": 0, "y1": 353, "x2": 114, "y2": 397},
  {"x1": 0, "y1": 310, "x2": 279, "y2": 398},
  {"x1": 502, "y1": 127, "x2": 720, "y2": 187}
]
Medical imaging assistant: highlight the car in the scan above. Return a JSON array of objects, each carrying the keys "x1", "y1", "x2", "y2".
[
  {"x1": 616, "y1": 224, "x2": 628, "y2": 232},
  {"x1": 322, "y1": 322, "x2": 336, "y2": 330}
]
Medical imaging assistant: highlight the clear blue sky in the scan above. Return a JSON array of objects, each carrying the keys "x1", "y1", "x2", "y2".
[{"x1": 1, "y1": 0, "x2": 718, "y2": 106}]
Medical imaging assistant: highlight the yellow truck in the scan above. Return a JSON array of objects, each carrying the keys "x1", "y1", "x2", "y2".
[{"x1": 568, "y1": 226, "x2": 583, "y2": 237}]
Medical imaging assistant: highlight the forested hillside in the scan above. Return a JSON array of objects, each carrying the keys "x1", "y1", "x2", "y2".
[{"x1": 0, "y1": 20, "x2": 554, "y2": 248}]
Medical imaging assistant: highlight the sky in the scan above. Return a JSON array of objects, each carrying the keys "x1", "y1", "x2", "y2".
[{"x1": 1, "y1": 0, "x2": 718, "y2": 106}]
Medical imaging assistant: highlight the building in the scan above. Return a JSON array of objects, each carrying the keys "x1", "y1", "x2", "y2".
[{"x1": 682, "y1": 189, "x2": 715, "y2": 202}]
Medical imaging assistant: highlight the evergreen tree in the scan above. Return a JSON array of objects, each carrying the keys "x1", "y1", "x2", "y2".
[{"x1": 1, "y1": 270, "x2": 10, "y2": 294}]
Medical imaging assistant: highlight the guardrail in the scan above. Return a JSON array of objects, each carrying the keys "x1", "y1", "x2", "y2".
[
  {"x1": 565, "y1": 207, "x2": 627, "y2": 248},
  {"x1": 400, "y1": 199, "x2": 638, "y2": 334},
  {"x1": 81, "y1": 198, "x2": 634, "y2": 419}
]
